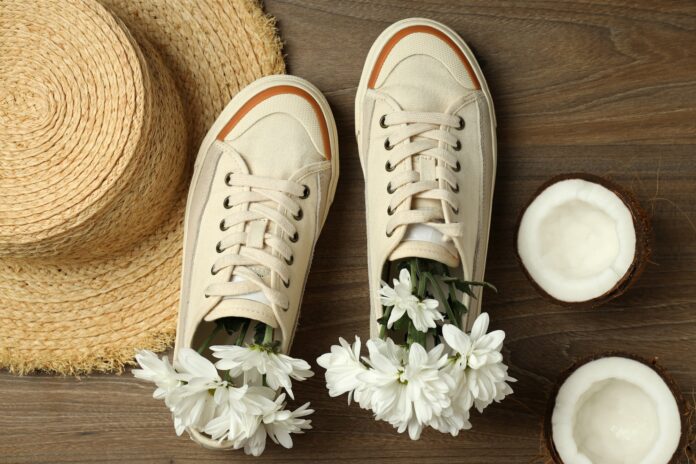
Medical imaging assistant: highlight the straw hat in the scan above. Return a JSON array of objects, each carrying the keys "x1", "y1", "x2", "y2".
[{"x1": 0, "y1": 0, "x2": 284, "y2": 374}]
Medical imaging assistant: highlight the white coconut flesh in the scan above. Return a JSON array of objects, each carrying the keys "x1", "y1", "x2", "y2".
[
  {"x1": 517, "y1": 178, "x2": 637, "y2": 302},
  {"x1": 551, "y1": 357, "x2": 681, "y2": 464}
]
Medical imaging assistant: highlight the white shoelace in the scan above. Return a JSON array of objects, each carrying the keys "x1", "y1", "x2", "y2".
[
  {"x1": 381, "y1": 111, "x2": 465, "y2": 241},
  {"x1": 205, "y1": 141, "x2": 310, "y2": 311}
]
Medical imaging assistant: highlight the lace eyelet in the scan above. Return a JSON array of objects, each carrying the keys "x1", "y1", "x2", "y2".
[
  {"x1": 451, "y1": 206, "x2": 460, "y2": 215},
  {"x1": 225, "y1": 172, "x2": 233, "y2": 186},
  {"x1": 453, "y1": 161, "x2": 461, "y2": 172},
  {"x1": 457, "y1": 116, "x2": 465, "y2": 130},
  {"x1": 379, "y1": 114, "x2": 388, "y2": 128},
  {"x1": 223, "y1": 197, "x2": 231, "y2": 209},
  {"x1": 219, "y1": 220, "x2": 228, "y2": 231},
  {"x1": 216, "y1": 242, "x2": 223, "y2": 253},
  {"x1": 300, "y1": 185, "x2": 310, "y2": 199},
  {"x1": 386, "y1": 229, "x2": 394, "y2": 238},
  {"x1": 453, "y1": 140, "x2": 462, "y2": 151},
  {"x1": 385, "y1": 161, "x2": 394, "y2": 172},
  {"x1": 282, "y1": 278, "x2": 290, "y2": 288},
  {"x1": 285, "y1": 255, "x2": 294, "y2": 265},
  {"x1": 211, "y1": 265, "x2": 219, "y2": 275},
  {"x1": 293, "y1": 208, "x2": 303, "y2": 221},
  {"x1": 387, "y1": 206, "x2": 394, "y2": 216},
  {"x1": 452, "y1": 183, "x2": 460, "y2": 193},
  {"x1": 386, "y1": 182, "x2": 394, "y2": 194},
  {"x1": 290, "y1": 231, "x2": 299, "y2": 243},
  {"x1": 384, "y1": 138, "x2": 393, "y2": 151}
]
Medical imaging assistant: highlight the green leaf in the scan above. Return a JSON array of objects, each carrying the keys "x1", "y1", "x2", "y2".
[
  {"x1": 253, "y1": 322, "x2": 267, "y2": 345},
  {"x1": 220, "y1": 317, "x2": 245, "y2": 335},
  {"x1": 393, "y1": 313, "x2": 410, "y2": 331}
]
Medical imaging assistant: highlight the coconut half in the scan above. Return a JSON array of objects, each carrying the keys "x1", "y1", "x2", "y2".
[
  {"x1": 515, "y1": 174, "x2": 651, "y2": 307},
  {"x1": 545, "y1": 354, "x2": 686, "y2": 464}
]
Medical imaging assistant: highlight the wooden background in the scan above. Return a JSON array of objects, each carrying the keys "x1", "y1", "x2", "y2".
[{"x1": 1, "y1": 0, "x2": 695, "y2": 462}]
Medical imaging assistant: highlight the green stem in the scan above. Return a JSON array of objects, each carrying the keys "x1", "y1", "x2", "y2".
[
  {"x1": 235, "y1": 319, "x2": 250, "y2": 346},
  {"x1": 262, "y1": 323, "x2": 274, "y2": 345},
  {"x1": 417, "y1": 269, "x2": 427, "y2": 299},
  {"x1": 425, "y1": 273, "x2": 460, "y2": 329},
  {"x1": 197, "y1": 323, "x2": 223, "y2": 354},
  {"x1": 409, "y1": 259, "x2": 418, "y2": 293},
  {"x1": 379, "y1": 305, "x2": 392, "y2": 340}
]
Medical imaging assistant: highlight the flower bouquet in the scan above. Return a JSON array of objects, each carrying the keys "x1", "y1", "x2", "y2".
[
  {"x1": 133, "y1": 320, "x2": 313, "y2": 455},
  {"x1": 318, "y1": 257, "x2": 514, "y2": 439}
]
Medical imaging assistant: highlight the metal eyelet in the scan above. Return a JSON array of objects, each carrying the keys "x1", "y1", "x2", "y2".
[
  {"x1": 385, "y1": 161, "x2": 394, "y2": 172},
  {"x1": 224, "y1": 172, "x2": 233, "y2": 186},
  {"x1": 282, "y1": 278, "x2": 290, "y2": 288},
  {"x1": 285, "y1": 255, "x2": 294, "y2": 265},
  {"x1": 223, "y1": 197, "x2": 231, "y2": 209},
  {"x1": 379, "y1": 114, "x2": 388, "y2": 128},
  {"x1": 293, "y1": 208, "x2": 303, "y2": 221},
  {"x1": 453, "y1": 161, "x2": 461, "y2": 172},
  {"x1": 386, "y1": 182, "x2": 394, "y2": 194},
  {"x1": 216, "y1": 242, "x2": 223, "y2": 253},
  {"x1": 387, "y1": 206, "x2": 394, "y2": 216},
  {"x1": 384, "y1": 138, "x2": 393, "y2": 150},
  {"x1": 457, "y1": 116, "x2": 465, "y2": 130},
  {"x1": 454, "y1": 140, "x2": 462, "y2": 151},
  {"x1": 300, "y1": 185, "x2": 310, "y2": 199},
  {"x1": 452, "y1": 183, "x2": 460, "y2": 193},
  {"x1": 290, "y1": 231, "x2": 299, "y2": 243},
  {"x1": 219, "y1": 220, "x2": 228, "y2": 231}
]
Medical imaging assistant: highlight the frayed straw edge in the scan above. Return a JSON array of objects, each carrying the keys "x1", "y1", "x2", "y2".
[
  {"x1": 251, "y1": 0, "x2": 286, "y2": 75},
  {"x1": 0, "y1": 325, "x2": 175, "y2": 376}
]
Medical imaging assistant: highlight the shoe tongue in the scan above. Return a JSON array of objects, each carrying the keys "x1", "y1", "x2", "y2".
[
  {"x1": 388, "y1": 155, "x2": 460, "y2": 268},
  {"x1": 390, "y1": 224, "x2": 460, "y2": 268},
  {"x1": 204, "y1": 279, "x2": 278, "y2": 329}
]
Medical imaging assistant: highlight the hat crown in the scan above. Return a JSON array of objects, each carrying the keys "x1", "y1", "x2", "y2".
[{"x1": 0, "y1": 0, "x2": 186, "y2": 259}]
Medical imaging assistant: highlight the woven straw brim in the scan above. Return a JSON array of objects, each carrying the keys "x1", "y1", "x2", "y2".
[{"x1": 0, "y1": 0, "x2": 284, "y2": 374}]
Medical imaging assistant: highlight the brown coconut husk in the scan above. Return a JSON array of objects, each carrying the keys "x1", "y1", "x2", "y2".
[
  {"x1": 540, "y1": 352, "x2": 689, "y2": 464},
  {"x1": 514, "y1": 173, "x2": 653, "y2": 309}
]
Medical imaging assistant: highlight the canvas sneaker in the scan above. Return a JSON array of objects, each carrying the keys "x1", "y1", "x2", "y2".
[
  {"x1": 355, "y1": 18, "x2": 497, "y2": 336},
  {"x1": 176, "y1": 75, "x2": 339, "y2": 447}
]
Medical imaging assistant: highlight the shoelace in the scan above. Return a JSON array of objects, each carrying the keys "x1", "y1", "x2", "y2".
[
  {"x1": 381, "y1": 111, "x2": 465, "y2": 241},
  {"x1": 205, "y1": 140, "x2": 310, "y2": 311}
]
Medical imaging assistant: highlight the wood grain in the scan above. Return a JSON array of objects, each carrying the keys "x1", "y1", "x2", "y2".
[{"x1": 1, "y1": 1, "x2": 695, "y2": 462}]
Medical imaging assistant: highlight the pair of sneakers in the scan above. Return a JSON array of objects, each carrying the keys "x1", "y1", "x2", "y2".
[{"x1": 176, "y1": 17, "x2": 496, "y2": 447}]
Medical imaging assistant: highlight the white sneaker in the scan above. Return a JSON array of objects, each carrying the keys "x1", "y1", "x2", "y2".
[
  {"x1": 355, "y1": 18, "x2": 497, "y2": 336},
  {"x1": 177, "y1": 75, "x2": 339, "y2": 448}
]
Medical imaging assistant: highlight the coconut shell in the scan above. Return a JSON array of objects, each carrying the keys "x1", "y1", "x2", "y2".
[
  {"x1": 514, "y1": 173, "x2": 653, "y2": 309},
  {"x1": 542, "y1": 352, "x2": 689, "y2": 464}
]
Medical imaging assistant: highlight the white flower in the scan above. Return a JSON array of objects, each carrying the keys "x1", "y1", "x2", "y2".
[
  {"x1": 360, "y1": 340, "x2": 451, "y2": 440},
  {"x1": 317, "y1": 336, "x2": 371, "y2": 406},
  {"x1": 380, "y1": 268, "x2": 443, "y2": 332},
  {"x1": 167, "y1": 348, "x2": 226, "y2": 433},
  {"x1": 443, "y1": 314, "x2": 515, "y2": 412},
  {"x1": 264, "y1": 395, "x2": 313, "y2": 448},
  {"x1": 237, "y1": 394, "x2": 314, "y2": 456},
  {"x1": 202, "y1": 385, "x2": 277, "y2": 444},
  {"x1": 133, "y1": 350, "x2": 180, "y2": 401},
  {"x1": 211, "y1": 345, "x2": 313, "y2": 399},
  {"x1": 443, "y1": 313, "x2": 504, "y2": 369},
  {"x1": 409, "y1": 299, "x2": 444, "y2": 332}
]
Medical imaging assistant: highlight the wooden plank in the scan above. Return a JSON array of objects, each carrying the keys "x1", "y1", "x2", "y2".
[{"x1": 1, "y1": 1, "x2": 695, "y2": 462}]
